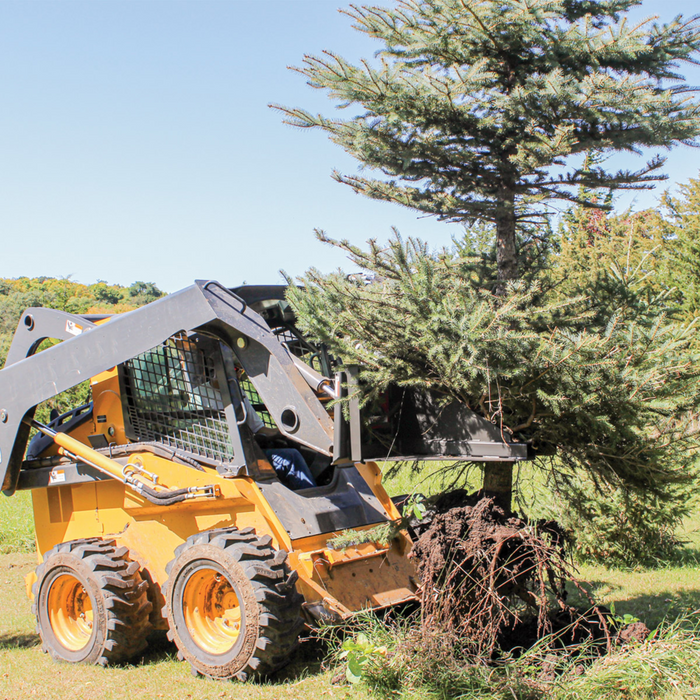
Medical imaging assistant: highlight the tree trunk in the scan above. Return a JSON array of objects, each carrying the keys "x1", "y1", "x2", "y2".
[
  {"x1": 482, "y1": 461, "x2": 514, "y2": 515},
  {"x1": 485, "y1": 186, "x2": 518, "y2": 513},
  {"x1": 495, "y1": 188, "x2": 518, "y2": 288}
]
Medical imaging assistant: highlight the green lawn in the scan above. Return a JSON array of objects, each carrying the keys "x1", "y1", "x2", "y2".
[
  {"x1": 0, "y1": 489, "x2": 34, "y2": 554},
  {"x1": 1, "y1": 468, "x2": 700, "y2": 698},
  {"x1": 572, "y1": 512, "x2": 700, "y2": 629}
]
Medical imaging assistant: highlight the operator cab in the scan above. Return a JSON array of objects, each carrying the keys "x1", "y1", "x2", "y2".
[
  {"x1": 25, "y1": 318, "x2": 334, "y2": 492},
  {"x1": 231, "y1": 285, "x2": 335, "y2": 379}
]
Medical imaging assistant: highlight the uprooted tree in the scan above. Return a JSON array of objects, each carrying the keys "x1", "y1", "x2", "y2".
[{"x1": 274, "y1": 0, "x2": 700, "y2": 516}]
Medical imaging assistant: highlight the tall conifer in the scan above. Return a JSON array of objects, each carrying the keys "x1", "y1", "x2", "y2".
[
  {"x1": 276, "y1": 0, "x2": 700, "y2": 286},
  {"x1": 275, "y1": 0, "x2": 700, "y2": 510}
]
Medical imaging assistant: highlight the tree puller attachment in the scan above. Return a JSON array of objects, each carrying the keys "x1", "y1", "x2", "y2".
[{"x1": 0, "y1": 280, "x2": 527, "y2": 679}]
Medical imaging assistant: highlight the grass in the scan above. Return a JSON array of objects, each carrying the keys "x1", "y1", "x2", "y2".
[
  {"x1": 0, "y1": 490, "x2": 35, "y2": 554},
  {"x1": 381, "y1": 460, "x2": 482, "y2": 499},
  {"x1": 549, "y1": 622, "x2": 700, "y2": 700},
  {"x1": 574, "y1": 551, "x2": 700, "y2": 629},
  {"x1": 2, "y1": 468, "x2": 700, "y2": 698},
  {"x1": 0, "y1": 554, "x2": 375, "y2": 700},
  {"x1": 333, "y1": 611, "x2": 700, "y2": 700}
]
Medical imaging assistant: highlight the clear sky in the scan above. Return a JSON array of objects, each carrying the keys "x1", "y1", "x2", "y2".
[{"x1": 1, "y1": 0, "x2": 699, "y2": 293}]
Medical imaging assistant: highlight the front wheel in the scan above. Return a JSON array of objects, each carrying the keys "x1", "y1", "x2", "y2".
[
  {"x1": 162, "y1": 527, "x2": 304, "y2": 681},
  {"x1": 32, "y1": 538, "x2": 152, "y2": 665}
]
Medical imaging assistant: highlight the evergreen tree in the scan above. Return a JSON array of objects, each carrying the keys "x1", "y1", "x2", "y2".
[
  {"x1": 275, "y1": 0, "x2": 700, "y2": 287},
  {"x1": 659, "y1": 175, "x2": 700, "y2": 320},
  {"x1": 288, "y1": 232, "x2": 700, "y2": 505},
  {"x1": 276, "y1": 0, "x2": 700, "y2": 510},
  {"x1": 552, "y1": 205, "x2": 670, "y2": 328}
]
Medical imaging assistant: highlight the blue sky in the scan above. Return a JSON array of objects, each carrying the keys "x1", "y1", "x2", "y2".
[{"x1": 1, "y1": 0, "x2": 699, "y2": 293}]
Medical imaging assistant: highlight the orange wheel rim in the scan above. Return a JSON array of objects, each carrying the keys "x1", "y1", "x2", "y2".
[
  {"x1": 182, "y1": 568, "x2": 241, "y2": 655},
  {"x1": 47, "y1": 573, "x2": 94, "y2": 651}
]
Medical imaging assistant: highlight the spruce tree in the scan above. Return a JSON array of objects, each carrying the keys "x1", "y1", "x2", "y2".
[
  {"x1": 275, "y1": 0, "x2": 700, "y2": 510},
  {"x1": 552, "y1": 205, "x2": 670, "y2": 328},
  {"x1": 659, "y1": 174, "x2": 700, "y2": 320},
  {"x1": 275, "y1": 0, "x2": 700, "y2": 287}
]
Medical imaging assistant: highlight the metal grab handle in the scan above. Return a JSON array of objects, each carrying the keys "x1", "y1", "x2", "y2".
[
  {"x1": 202, "y1": 280, "x2": 247, "y2": 313},
  {"x1": 236, "y1": 392, "x2": 249, "y2": 426}
]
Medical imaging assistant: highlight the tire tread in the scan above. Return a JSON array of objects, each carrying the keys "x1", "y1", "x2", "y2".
[
  {"x1": 32, "y1": 538, "x2": 153, "y2": 665},
  {"x1": 162, "y1": 527, "x2": 304, "y2": 681}
]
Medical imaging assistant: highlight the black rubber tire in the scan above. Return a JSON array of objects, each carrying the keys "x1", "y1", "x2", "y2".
[
  {"x1": 162, "y1": 527, "x2": 305, "y2": 681},
  {"x1": 32, "y1": 537, "x2": 153, "y2": 666}
]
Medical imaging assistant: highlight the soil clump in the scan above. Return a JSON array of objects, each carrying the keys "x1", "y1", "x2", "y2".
[
  {"x1": 409, "y1": 494, "x2": 609, "y2": 657},
  {"x1": 617, "y1": 621, "x2": 651, "y2": 645}
]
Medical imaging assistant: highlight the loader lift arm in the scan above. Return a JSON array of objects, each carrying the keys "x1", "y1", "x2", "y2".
[{"x1": 0, "y1": 280, "x2": 334, "y2": 494}]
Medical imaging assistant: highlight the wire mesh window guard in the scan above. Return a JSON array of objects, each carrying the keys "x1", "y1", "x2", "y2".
[
  {"x1": 122, "y1": 334, "x2": 235, "y2": 462},
  {"x1": 273, "y1": 326, "x2": 329, "y2": 376},
  {"x1": 237, "y1": 375, "x2": 276, "y2": 429}
]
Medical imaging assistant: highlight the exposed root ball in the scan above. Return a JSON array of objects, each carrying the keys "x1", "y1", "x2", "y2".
[{"x1": 410, "y1": 496, "x2": 608, "y2": 655}]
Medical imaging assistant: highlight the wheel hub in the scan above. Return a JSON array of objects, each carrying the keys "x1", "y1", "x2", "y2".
[
  {"x1": 182, "y1": 567, "x2": 241, "y2": 655},
  {"x1": 47, "y1": 573, "x2": 94, "y2": 651}
]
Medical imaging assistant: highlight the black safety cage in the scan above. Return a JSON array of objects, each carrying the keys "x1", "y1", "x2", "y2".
[{"x1": 120, "y1": 333, "x2": 236, "y2": 466}]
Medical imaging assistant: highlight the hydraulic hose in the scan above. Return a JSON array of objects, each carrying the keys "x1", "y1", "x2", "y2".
[
  {"x1": 26, "y1": 419, "x2": 218, "y2": 506},
  {"x1": 101, "y1": 441, "x2": 206, "y2": 471}
]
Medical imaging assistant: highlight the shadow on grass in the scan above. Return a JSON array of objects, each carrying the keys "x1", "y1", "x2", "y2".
[
  {"x1": 568, "y1": 580, "x2": 700, "y2": 630},
  {"x1": 0, "y1": 631, "x2": 39, "y2": 649},
  {"x1": 133, "y1": 632, "x2": 328, "y2": 683},
  {"x1": 135, "y1": 632, "x2": 175, "y2": 665},
  {"x1": 607, "y1": 590, "x2": 700, "y2": 630},
  {"x1": 271, "y1": 637, "x2": 328, "y2": 684}
]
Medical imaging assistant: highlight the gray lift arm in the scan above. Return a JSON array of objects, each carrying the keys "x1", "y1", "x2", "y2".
[{"x1": 0, "y1": 280, "x2": 334, "y2": 494}]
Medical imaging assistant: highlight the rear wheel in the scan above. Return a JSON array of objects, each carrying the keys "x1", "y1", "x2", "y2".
[
  {"x1": 32, "y1": 538, "x2": 152, "y2": 665},
  {"x1": 163, "y1": 527, "x2": 304, "y2": 681}
]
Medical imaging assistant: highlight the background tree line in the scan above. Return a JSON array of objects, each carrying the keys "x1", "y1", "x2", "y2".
[{"x1": 0, "y1": 277, "x2": 163, "y2": 419}]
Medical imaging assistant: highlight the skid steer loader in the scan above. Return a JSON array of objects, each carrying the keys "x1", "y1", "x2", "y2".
[{"x1": 0, "y1": 280, "x2": 527, "y2": 680}]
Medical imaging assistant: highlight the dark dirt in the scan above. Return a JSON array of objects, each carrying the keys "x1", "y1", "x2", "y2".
[
  {"x1": 499, "y1": 606, "x2": 611, "y2": 654},
  {"x1": 617, "y1": 621, "x2": 651, "y2": 645},
  {"x1": 413, "y1": 495, "x2": 565, "y2": 592}
]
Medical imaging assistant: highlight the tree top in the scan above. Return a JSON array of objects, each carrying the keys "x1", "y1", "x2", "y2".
[{"x1": 274, "y1": 0, "x2": 700, "y2": 225}]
